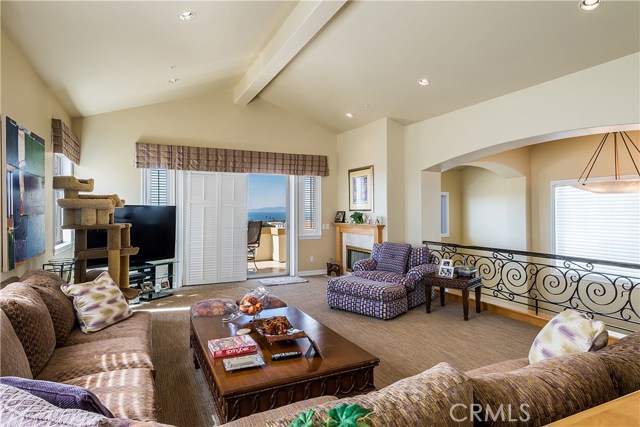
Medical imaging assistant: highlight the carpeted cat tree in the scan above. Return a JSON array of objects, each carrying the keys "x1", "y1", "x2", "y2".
[{"x1": 53, "y1": 176, "x2": 140, "y2": 299}]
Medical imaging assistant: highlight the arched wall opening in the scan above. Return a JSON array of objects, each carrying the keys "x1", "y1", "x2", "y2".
[{"x1": 407, "y1": 53, "x2": 640, "y2": 248}]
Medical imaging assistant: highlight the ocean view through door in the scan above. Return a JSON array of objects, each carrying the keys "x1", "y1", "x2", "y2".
[{"x1": 247, "y1": 174, "x2": 288, "y2": 277}]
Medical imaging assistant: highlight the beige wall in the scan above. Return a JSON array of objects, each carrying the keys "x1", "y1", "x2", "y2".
[
  {"x1": 530, "y1": 131, "x2": 640, "y2": 253},
  {"x1": 460, "y1": 167, "x2": 509, "y2": 247},
  {"x1": 74, "y1": 88, "x2": 338, "y2": 273},
  {"x1": 336, "y1": 118, "x2": 405, "y2": 242},
  {"x1": 386, "y1": 119, "x2": 406, "y2": 242},
  {"x1": 404, "y1": 53, "x2": 640, "y2": 245},
  {"x1": 1, "y1": 31, "x2": 73, "y2": 280},
  {"x1": 443, "y1": 131, "x2": 639, "y2": 253}
]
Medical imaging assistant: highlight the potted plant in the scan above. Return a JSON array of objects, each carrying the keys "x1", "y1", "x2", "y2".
[{"x1": 350, "y1": 211, "x2": 364, "y2": 224}]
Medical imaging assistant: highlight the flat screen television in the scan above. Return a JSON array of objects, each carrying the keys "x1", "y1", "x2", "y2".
[{"x1": 87, "y1": 205, "x2": 176, "y2": 267}]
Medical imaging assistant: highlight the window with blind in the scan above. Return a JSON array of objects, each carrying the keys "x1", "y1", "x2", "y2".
[
  {"x1": 441, "y1": 192, "x2": 450, "y2": 237},
  {"x1": 299, "y1": 176, "x2": 322, "y2": 239},
  {"x1": 53, "y1": 154, "x2": 74, "y2": 253},
  {"x1": 553, "y1": 183, "x2": 640, "y2": 275},
  {"x1": 142, "y1": 168, "x2": 173, "y2": 205}
]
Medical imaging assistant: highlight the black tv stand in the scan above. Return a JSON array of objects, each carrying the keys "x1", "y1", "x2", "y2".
[{"x1": 128, "y1": 260, "x2": 177, "y2": 302}]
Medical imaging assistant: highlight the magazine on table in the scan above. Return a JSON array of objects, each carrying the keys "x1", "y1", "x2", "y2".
[{"x1": 208, "y1": 335, "x2": 258, "y2": 359}]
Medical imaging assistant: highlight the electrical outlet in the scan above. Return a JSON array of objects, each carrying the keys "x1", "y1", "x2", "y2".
[{"x1": 310, "y1": 256, "x2": 314, "y2": 262}]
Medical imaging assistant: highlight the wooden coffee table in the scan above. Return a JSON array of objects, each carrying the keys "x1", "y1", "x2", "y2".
[{"x1": 190, "y1": 306, "x2": 380, "y2": 422}]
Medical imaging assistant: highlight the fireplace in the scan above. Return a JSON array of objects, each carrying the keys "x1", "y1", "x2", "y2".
[
  {"x1": 346, "y1": 245, "x2": 372, "y2": 272},
  {"x1": 333, "y1": 223, "x2": 385, "y2": 274}
]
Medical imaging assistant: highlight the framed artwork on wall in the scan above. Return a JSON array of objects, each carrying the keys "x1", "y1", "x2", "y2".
[
  {"x1": 348, "y1": 165, "x2": 373, "y2": 211},
  {"x1": 2, "y1": 116, "x2": 46, "y2": 272}
]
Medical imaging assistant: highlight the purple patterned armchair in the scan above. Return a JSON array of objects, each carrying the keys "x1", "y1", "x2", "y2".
[
  {"x1": 352, "y1": 243, "x2": 437, "y2": 308},
  {"x1": 327, "y1": 243, "x2": 437, "y2": 319}
]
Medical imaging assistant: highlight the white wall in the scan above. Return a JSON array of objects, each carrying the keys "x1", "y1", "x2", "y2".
[
  {"x1": 75, "y1": 89, "x2": 338, "y2": 273},
  {"x1": 404, "y1": 53, "x2": 640, "y2": 245}
]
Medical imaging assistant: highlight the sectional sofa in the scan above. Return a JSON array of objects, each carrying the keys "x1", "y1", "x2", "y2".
[
  {"x1": 0, "y1": 270, "x2": 167, "y2": 426},
  {"x1": 1, "y1": 269, "x2": 639, "y2": 427}
]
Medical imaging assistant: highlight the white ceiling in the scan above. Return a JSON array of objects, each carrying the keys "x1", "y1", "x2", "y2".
[{"x1": 2, "y1": 1, "x2": 639, "y2": 133}]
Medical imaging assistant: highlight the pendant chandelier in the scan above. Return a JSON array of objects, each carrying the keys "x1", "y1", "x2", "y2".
[{"x1": 572, "y1": 131, "x2": 640, "y2": 193}]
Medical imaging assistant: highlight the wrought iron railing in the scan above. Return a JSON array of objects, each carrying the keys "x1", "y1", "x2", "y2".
[{"x1": 423, "y1": 241, "x2": 639, "y2": 334}]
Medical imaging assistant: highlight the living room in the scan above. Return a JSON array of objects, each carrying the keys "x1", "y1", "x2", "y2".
[{"x1": 1, "y1": 1, "x2": 639, "y2": 426}]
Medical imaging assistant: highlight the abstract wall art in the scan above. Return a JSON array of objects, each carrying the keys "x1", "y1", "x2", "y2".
[{"x1": 2, "y1": 116, "x2": 46, "y2": 271}]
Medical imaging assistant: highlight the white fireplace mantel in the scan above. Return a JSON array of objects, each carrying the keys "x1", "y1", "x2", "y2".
[{"x1": 333, "y1": 223, "x2": 385, "y2": 273}]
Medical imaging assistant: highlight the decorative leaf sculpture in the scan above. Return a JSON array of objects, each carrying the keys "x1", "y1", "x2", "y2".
[
  {"x1": 288, "y1": 404, "x2": 373, "y2": 427},
  {"x1": 288, "y1": 409, "x2": 316, "y2": 427},
  {"x1": 327, "y1": 403, "x2": 372, "y2": 427}
]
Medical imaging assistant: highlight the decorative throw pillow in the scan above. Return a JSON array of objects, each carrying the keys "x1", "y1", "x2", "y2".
[
  {"x1": 62, "y1": 272, "x2": 133, "y2": 333},
  {"x1": 0, "y1": 383, "x2": 111, "y2": 427},
  {"x1": 0, "y1": 310, "x2": 34, "y2": 379},
  {"x1": 20, "y1": 270, "x2": 77, "y2": 347},
  {"x1": 0, "y1": 377, "x2": 113, "y2": 417},
  {"x1": 0, "y1": 283, "x2": 57, "y2": 377},
  {"x1": 376, "y1": 243, "x2": 412, "y2": 274},
  {"x1": 528, "y1": 309, "x2": 608, "y2": 364}
]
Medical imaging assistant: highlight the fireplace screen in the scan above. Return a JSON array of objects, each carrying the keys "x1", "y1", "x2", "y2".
[{"x1": 346, "y1": 245, "x2": 372, "y2": 272}]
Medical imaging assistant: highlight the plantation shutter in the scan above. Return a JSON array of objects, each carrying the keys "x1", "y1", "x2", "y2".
[
  {"x1": 185, "y1": 172, "x2": 219, "y2": 286},
  {"x1": 149, "y1": 169, "x2": 169, "y2": 205},
  {"x1": 554, "y1": 184, "x2": 640, "y2": 268},
  {"x1": 218, "y1": 173, "x2": 248, "y2": 283},
  {"x1": 184, "y1": 171, "x2": 247, "y2": 285},
  {"x1": 304, "y1": 176, "x2": 317, "y2": 231},
  {"x1": 299, "y1": 176, "x2": 321, "y2": 239}
]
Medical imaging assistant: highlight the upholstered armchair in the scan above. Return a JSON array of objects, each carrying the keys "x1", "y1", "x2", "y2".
[{"x1": 352, "y1": 242, "x2": 437, "y2": 308}]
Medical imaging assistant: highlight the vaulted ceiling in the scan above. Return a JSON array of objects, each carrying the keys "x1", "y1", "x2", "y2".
[{"x1": 2, "y1": 1, "x2": 639, "y2": 133}]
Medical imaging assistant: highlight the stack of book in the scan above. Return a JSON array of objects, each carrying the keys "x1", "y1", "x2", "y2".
[{"x1": 208, "y1": 335, "x2": 258, "y2": 359}]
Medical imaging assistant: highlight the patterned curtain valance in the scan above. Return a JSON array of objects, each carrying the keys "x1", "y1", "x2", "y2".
[
  {"x1": 52, "y1": 119, "x2": 81, "y2": 164},
  {"x1": 135, "y1": 142, "x2": 329, "y2": 177}
]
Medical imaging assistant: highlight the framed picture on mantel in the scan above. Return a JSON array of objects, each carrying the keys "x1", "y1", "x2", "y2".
[{"x1": 348, "y1": 165, "x2": 373, "y2": 211}]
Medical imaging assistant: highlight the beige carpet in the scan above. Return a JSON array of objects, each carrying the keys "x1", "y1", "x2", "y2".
[{"x1": 136, "y1": 276, "x2": 541, "y2": 427}]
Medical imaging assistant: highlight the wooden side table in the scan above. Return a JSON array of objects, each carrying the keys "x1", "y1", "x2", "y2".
[{"x1": 424, "y1": 272, "x2": 482, "y2": 321}]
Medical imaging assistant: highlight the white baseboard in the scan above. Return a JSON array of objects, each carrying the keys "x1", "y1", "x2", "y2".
[{"x1": 297, "y1": 269, "x2": 327, "y2": 277}]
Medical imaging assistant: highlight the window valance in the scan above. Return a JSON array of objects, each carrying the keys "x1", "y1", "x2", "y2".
[
  {"x1": 52, "y1": 119, "x2": 81, "y2": 164},
  {"x1": 135, "y1": 142, "x2": 329, "y2": 177}
]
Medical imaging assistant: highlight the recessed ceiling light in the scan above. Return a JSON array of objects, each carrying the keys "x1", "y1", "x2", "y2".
[
  {"x1": 168, "y1": 78, "x2": 179, "y2": 84},
  {"x1": 345, "y1": 113, "x2": 354, "y2": 118},
  {"x1": 179, "y1": 11, "x2": 196, "y2": 21},
  {"x1": 418, "y1": 78, "x2": 430, "y2": 86},
  {"x1": 170, "y1": 65, "x2": 177, "y2": 69},
  {"x1": 579, "y1": 0, "x2": 601, "y2": 11}
]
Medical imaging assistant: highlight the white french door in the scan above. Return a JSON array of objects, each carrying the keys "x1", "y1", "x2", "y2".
[{"x1": 183, "y1": 171, "x2": 247, "y2": 285}]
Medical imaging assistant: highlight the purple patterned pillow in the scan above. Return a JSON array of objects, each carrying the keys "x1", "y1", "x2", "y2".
[
  {"x1": 376, "y1": 243, "x2": 412, "y2": 274},
  {"x1": 0, "y1": 376, "x2": 113, "y2": 417}
]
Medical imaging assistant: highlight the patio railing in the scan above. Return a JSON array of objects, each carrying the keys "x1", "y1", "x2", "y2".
[{"x1": 423, "y1": 241, "x2": 639, "y2": 334}]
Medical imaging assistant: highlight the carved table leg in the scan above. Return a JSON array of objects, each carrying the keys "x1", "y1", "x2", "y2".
[
  {"x1": 475, "y1": 286, "x2": 482, "y2": 313},
  {"x1": 425, "y1": 285, "x2": 433, "y2": 313},
  {"x1": 462, "y1": 289, "x2": 470, "y2": 321}
]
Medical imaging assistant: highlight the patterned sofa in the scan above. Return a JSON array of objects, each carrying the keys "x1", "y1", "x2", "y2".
[
  {"x1": 326, "y1": 243, "x2": 437, "y2": 319},
  {"x1": 0, "y1": 270, "x2": 168, "y2": 426},
  {"x1": 219, "y1": 332, "x2": 640, "y2": 427}
]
